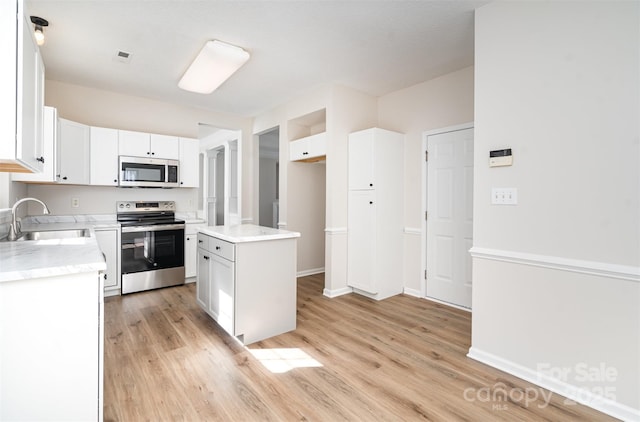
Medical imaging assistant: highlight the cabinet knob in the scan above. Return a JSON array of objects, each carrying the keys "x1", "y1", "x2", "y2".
[
  {"x1": 369, "y1": 201, "x2": 373, "y2": 204},
  {"x1": 186, "y1": 237, "x2": 190, "y2": 241},
  {"x1": 36, "y1": 156, "x2": 45, "y2": 163},
  {"x1": 113, "y1": 179, "x2": 117, "y2": 183},
  {"x1": 369, "y1": 183, "x2": 373, "y2": 187},
  {"x1": 303, "y1": 152, "x2": 308, "y2": 155},
  {"x1": 203, "y1": 255, "x2": 210, "y2": 260},
  {"x1": 147, "y1": 152, "x2": 150, "y2": 155},
  {"x1": 103, "y1": 273, "x2": 107, "y2": 280},
  {"x1": 215, "y1": 246, "x2": 221, "y2": 250},
  {"x1": 180, "y1": 181, "x2": 184, "y2": 185},
  {"x1": 151, "y1": 152, "x2": 155, "y2": 155},
  {"x1": 62, "y1": 176, "x2": 68, "y2": 180},
  {"x1": 198, "y1": 240, "x2": 203, "y2": 243}
]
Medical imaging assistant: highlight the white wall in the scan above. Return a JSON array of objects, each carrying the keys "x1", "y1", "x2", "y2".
[
  {"x1": 471, "y1": 2, "x2": 639, "y2": 419},
  {"x1": 378, "y1": 66, "x2": 474, "y2": 293}
]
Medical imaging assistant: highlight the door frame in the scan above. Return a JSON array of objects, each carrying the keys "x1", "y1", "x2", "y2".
[{"x1": 421, "y1": 122, "x2": 473, "y2": 310}]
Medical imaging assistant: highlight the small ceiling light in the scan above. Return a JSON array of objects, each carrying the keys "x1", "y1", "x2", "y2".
[
  {"x1": 178, "y1": 40, "x2": 250, "y2": 94},
  {"x1": 30, "y1": 16, "x2": 49, "y2": 46}
]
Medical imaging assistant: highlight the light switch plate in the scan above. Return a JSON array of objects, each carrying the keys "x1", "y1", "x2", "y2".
[{"x1": 491, "y1": 188, "x2": 517, "y2": 205}]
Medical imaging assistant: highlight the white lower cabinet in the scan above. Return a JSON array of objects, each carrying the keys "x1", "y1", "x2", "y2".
[
  {"x1": 95, "y1": 228, "x2": 120, "y2": 295},
  {"x1": 185, "y1": 222, "x2": 204, "y2": 280},
  {"x1": 196, "y1": 228, "x2": 297, "y2": 344},
  {"x1": 0, "y1": 271, "x2": 103, "y2": 421}
]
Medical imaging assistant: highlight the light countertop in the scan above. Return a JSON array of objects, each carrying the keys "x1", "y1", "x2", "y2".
[
  {"x1": 0, "y1": 216, "x2": 115, "y2": 283},
  {"x1": 0, "y1": 236, "x2": 106, "y2": 283},
  {"x1": 198, "y1": 224, "x2": 300, "y2": 243}
]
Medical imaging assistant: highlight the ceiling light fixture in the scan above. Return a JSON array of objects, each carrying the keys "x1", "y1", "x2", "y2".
[
  {"x1": 30, "y1": 16, "x2": 49, "y2": 46},
  {"x1": 178, "y1": 40, "x2": 250, "y2": 94}
]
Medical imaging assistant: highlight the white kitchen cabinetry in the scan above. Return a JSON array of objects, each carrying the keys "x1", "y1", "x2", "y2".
[
  {"x1": 179, "y1": 137, "x2": 199, "y2": 187},
  {"x1": 289, "y1": 132, "x2": 326, "y2": 162},
  {"x1": 90, "y1": 126, "x2": 119, "y2": 186},
  {"x1": 196, "y1": 225, "x2": 299, "y2": 344},
  {"x1": 0, "y1": 0, "x2": 45, "y2": 173},
  {"x1": 95, "y1": 228, "x2": 120, "y2": 295},
  {"x1": 0, "y1": 271, "x2": 103, "y2": 421},
  {"x1": 185, "y1": 222, "x2": 205, "y2": 279},
  {"x1": 118, "y1": 130, "x2": 179, "y2": 160},
  {"x1": 347, "y1": 128, "x2": 404, "y2": 300},
  {"x1": 57, "y1": 118, "x2": 90, "y2": 184},
  {"x1": 12, "y1": 107, "x2": 57, "y2": 182}
]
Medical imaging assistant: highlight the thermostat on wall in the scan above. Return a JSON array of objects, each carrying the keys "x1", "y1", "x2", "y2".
[{"x1": 489, "y1": 148, "x2": 513, "y2": 167}]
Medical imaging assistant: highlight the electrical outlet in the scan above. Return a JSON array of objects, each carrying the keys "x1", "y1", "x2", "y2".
[
  {"x1": 71, "y1": 198, "x2": 80, "y2": 208},
  {"x1": 491, "y1": 188, "x2": 518, "y2": 205}
]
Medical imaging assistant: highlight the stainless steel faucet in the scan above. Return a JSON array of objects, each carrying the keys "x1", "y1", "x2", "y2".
[{"x1": 8, "y1": 197, "x2": 51, "y2": 241}]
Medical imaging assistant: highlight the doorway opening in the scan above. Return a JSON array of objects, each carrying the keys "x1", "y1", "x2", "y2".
[
  {"x1": 257, "y1": 127, "x2": 280, "y2": 228},
  {"x1": 199, "y1": 124, "x2": 241, "y2": 226}
]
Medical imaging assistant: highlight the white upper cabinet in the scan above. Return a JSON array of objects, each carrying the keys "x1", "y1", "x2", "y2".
[
  {"x1": 289, "y1": 132, "x2": 326, "y2": 162},
  {"x1": 150, "y1": 134, "x2": 180, "y2": 160},
  {"x1": 118, "y1": 130, "x2": 179, "y2": 160},
  {"x1": 0, "y1": 0, "x2": 45, "y2": 173},
  {"x1": 57, "y1": 118, "x2": 90, "y2": 185},
  {"x1": 90, "y1": 127, "x2": 119, "y2": 186},
  {"x1": 12, "y1": 107, "x2": 57, "y2": 183},
  {"x1": 348, "y1": 130, "x2": 376, "y2": 190},
  {"x1": 179, "y1": 137, "x2": 199, "y2": 187}
]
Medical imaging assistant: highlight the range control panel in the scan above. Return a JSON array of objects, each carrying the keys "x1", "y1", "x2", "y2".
[{"x1": 116, "y1": 201, "x2": 176, "y2": 213}]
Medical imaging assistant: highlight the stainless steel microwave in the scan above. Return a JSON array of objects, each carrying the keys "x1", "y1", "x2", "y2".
[{"x1": 119, "y1": 156, "x2": 179, "y2": 188}]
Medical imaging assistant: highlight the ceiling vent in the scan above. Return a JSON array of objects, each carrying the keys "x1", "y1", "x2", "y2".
[{"x1": 115, "y1": 50, "x2": 132, "y2": 63}]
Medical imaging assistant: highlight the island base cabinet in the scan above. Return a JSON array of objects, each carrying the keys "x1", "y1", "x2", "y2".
[
  {"x1": 197, "y1": 232, "x2": 297, "y2": 345},
  {"x1": 235, "y1": 239, "x2": 297, "y2": 344},
  {"x1": 0, "y1": 271, "x2": 103, "y2": 421}
]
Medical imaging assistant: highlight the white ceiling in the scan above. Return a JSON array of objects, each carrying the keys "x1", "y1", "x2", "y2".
[{"x1": 27, "y1": 0, "x2": 488, "y2": 118}]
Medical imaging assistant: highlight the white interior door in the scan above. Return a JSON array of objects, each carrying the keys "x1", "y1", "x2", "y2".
[{"x1": 426, "y1": 127, "x2": 473, "y2": 308}]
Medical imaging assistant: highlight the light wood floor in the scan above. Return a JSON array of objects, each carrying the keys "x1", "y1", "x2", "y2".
[{"x1": 104, "y1": 274, "x2": 613, "y2": 421}]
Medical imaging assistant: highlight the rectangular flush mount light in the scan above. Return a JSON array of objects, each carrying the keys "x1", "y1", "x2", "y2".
[{"x1": 178, "y1": 40, "x2": 250, "y2": 94}]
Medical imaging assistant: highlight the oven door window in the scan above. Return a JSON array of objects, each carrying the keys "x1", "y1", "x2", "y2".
[
  {"x1": 121, "y1": 228, "x2": 184, "y2": 274},
  {"x1": 121, "y1": 162, "x2": 166, "y2": 183}
]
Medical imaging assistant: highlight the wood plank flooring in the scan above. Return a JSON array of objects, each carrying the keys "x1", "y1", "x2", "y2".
[{"x1": 104, "y1": 274, "x2": 614, "y2": 421}]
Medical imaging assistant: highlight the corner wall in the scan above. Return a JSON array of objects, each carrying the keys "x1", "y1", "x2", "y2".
[
  {"x1": 471, "y1": 2, "x2": 639, "y2": 419},
  {"x1": 378, "y1": 66, "x2": 474, "y2": 293}
]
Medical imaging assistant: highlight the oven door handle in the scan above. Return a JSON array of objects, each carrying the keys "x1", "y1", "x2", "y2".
[{"x1": 121, "y1": 224, "x2": 185, "y2": 233}]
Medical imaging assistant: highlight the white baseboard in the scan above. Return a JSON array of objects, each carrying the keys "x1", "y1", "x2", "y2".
[
  {"x1": 467, "y1": 347, "x2": 640, "y2": 421},
  {"x1": 424, "y1": 295, "x2": 471, "y2": 312},
  {"x1": 297, "y1": 267, "x2": 325, "y2": 277},
  {"x1": 104, "y1": 288, "x2": 120, "y2": 298},
  {"x1": 323, "y1": 286, "x2": 353, "y2": 298},
  {"x1": 403, "y1": 287, "x2": 422, "y2": 297}
]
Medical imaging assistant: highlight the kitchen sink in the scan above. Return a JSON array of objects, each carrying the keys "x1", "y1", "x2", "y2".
[{"x1": 17, "y1": 229, "x2": 91, "y2": 241}]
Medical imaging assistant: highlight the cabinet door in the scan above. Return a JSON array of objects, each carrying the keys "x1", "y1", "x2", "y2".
[
  {"x1": 179, "y1": 138, "x2": 199, "y2": 187},
  {"x1": 95, "y1": 229, "x2": 119, "y2": 289},
  {"x1": 210, "y1": 255, "x2": 235, "y2": 336},
  {"x1": 348, "y1": 131, "x2": 375, "y2": 190},
  {"x1": 12, "y1": 107, "x2": 57, "y2": 182},
  {"x1": 90, "y1": 127, "x2": 119, "y2": 186},
  {"x1": 15, "y1": 11, "x2": 44, "y2": 172},
  {"x1": 57, "y1": 119, "x2": 90, "y2": 184},
  {"x1": 118, "y1": 130, "x2": 150, "y2": 157},
  {"x1": 150, "y1": 134, "x2": 179, "y2": 159},
  {"x1": 196, "y1": 248, "x2": 210, "y2": 311},
  {"x1": 289, "y1": 137, "x2": 309, "y2": 161},
  {"x1": 185, "y1": 233, "x2": 197, "y2": 278},
  {"x1": 347, "y1": 190, "x2": 377, "y2": 293}
]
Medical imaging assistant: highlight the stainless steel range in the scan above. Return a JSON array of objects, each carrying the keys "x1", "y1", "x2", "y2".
[{"x1": 117, "y1": 201, "x2": 185, "y2": 294}]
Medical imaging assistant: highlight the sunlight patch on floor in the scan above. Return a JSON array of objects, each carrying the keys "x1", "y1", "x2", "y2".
[{"x1": 247, "y1": 348, "x2": 323, "y2": 373}]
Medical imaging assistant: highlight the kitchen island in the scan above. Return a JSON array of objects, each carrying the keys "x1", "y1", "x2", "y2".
[{"x1": 196, "y1": 224, "x2": 300, "y2": 344}]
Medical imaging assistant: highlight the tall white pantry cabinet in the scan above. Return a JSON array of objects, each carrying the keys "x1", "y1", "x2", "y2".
[{"x1": 347, "y1": 128, "x2": 404, "y2": 300}]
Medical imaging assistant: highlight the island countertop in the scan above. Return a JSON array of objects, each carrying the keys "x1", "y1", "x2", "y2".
[{"x1": 198, "y1": 224, "x2": 300, "y2": 243}]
